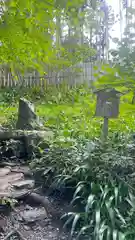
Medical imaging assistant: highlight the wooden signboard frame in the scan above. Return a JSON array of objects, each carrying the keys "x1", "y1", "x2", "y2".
[{"x1": 94, "y1": 88, "x2": 122, "y2": 140}]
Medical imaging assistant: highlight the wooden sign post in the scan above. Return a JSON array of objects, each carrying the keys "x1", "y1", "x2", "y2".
[
  {"x1": 103, "y1": 117, "x2": 108, "y2": 140},
  {"x1": 94, "y1": 88, "x2": 121, "y2": 141}
]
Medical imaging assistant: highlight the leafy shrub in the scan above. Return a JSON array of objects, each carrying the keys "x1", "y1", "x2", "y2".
[
  {"x1": 31, "y1": 134, "x2": 135, "y2": 239},
  {"x1": 58, "y1": 135, "x2": 135, "y2": 239},
  {"x1": 62, "y1": 181, "x2": 135, "y2": 239}
]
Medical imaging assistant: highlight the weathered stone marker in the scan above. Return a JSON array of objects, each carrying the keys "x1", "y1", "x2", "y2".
[
  {"x1": 16, "y1": 98, "x2": 43, "y2": 130},
  {"x1": 0, "y1": 129, "x2": 53, "y2": 157},
  {"x1": 0, "y1": 98, "x2": 53, "y2": 157},
  {"x1": 94, "y1": 88, "x2": 121, "y2": 140}
]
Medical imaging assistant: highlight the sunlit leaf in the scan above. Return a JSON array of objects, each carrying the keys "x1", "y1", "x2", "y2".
[
  {"x1": 85, "y1": 194, "x2": 95, "y2": 212},
  {"x1": 70, "y1": 213, "x2": 81, "y2": 238},
  {"x1": 114, "y1": 208, "x2": 126, "y2": 225},
  {"x1": 114, "y1": 187, "x2": 119, "y2": 206},
  {"x1": 95, "y1": 207, "x2": 101, "y2": 235},
  {"x1": 73, "y1": 184, "x2": 85, "y2": 198},
  {"x1": 61, "y1": 212, "x2": 75, "y2": 229},
  {"x1": 76, "y1": 225, "x2": 91, "y2": 239},
  {"x1": 112, "y1": 230, "x2": 118, "y2": 240}
]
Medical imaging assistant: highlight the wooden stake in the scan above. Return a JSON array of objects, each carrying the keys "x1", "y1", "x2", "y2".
[{"x1": 102, "y1": 117, "x2": 108, "y2": 141}]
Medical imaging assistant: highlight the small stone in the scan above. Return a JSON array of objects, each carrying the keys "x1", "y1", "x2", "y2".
[
  {"x1": 15, "y1": 215, "x2": 22, "y2": 222},
  {"x1": 14, "y1": 223, "x2": 20, "y2": 229},
  {"x1": 25, "y1": 205, "x2": 33, "y2": 210},
  {"x1": 20, "y1": 207, "x2": 47, "y2": 223},
  {"x1": 23, "y1": 225, "x2": 30, "y2": 230}
]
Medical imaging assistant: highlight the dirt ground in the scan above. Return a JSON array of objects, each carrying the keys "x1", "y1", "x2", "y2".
[{"x1": 0, "y1": 197, "x2": 73, "y2": 240}]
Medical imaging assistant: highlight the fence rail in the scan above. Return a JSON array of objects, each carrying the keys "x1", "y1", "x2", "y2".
[{"x1": 0, "y1": 62, "x2": 97, "y2": 88}]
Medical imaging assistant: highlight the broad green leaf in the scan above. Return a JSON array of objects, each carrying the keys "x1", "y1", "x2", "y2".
[
  {"x1": 114, "y1": 187, "x2": 119, "y2": 206},
  {"x1": 73, "y1": 184, "x2": 85, "y2": 198},
  {"x1": 106, "y1": 227, "x2": 111, "y2": 240},
  {"x1": 76, "y1": 225, "x2": 91, "y2": 239},
  {"x1": 101, "y1": 185, "x2": 110, "y2": 204},
  {"x1": 61, "y1": 212, "x2": 75, "y2": 229},
  {"x1": 118, "y1": 232, "x2": 126, "y2": 240},
  {"x1": 99, "y1": 221, "x2": 108, "y2": 236},
  {"x1": 112, "y1": 230, "x2": 118, "y2": 240},
  {"x1": 95, "y1": 207, "x2": 101, "y2": 238},
  {"x1": 85, "y1": 194, "x2": 95, "y2": 212},
  {"x1": 70, "y1": 196, "x2": 82, "y2": 206},
  {"x1": 114, "y1": 208, "x2": 126, "y2": 225},
  {"x1": 70, "y1": 213, "x2": 80, "y2": 238}
]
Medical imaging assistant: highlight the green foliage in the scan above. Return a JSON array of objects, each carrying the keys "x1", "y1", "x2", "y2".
[
  {"x1": 0, "y1": 0, "x2": 97, "y2": 72},
  {"x1": 0, "y1": 197, "x2": 17, "y2": 207},
  {"x1": 1, "y1": 85, "x2": 135, "y2": 136},
  {"x1": 62, "y1": 181, "x2": 135, "y2": 239},
  {"x1": 31, "y1": 134, "x2": 135, "y2": 239},
  {"x1": 2, "y1": 86, "x2": 135, "y2": 238}
]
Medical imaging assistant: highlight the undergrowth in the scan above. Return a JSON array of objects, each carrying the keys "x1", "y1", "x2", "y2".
[
  {"x1": 30, "y1": 134, "x2": 135, "y2": 239},
  {"x1": 1, "y1": 86, "x2": 135, "y2": 239}
]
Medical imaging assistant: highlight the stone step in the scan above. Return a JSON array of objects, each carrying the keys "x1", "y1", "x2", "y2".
[
  {"x1": 0, "y1": 167, "x2": 11, "y2": 177},
  {"x1": 0, "y1": 166, "x2": 34, "y2": 200},
  {"x1": 12, "y1": 180, "x2": 35, "y2": 189}
]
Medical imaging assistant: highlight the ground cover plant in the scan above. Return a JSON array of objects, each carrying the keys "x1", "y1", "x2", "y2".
[{"x1": 31, "y1": 133, "x2": 135, "y2": 239}]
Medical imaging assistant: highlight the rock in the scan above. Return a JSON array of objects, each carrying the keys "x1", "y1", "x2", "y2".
[
  {"x1": 23, "y1": 225, "x2": 31, "y2": 230},
  {"x1": 0, "y1": 192, "x2": 10, "y2": 198},
  {"x1": 0, "y1": 167, "x2": 11, "y2": 177},
  {"x1": 25, "y1": 205, "x2": 33, "y2": 210},
  {"x1": 0, "y1": 130, "x2": 53, "y2": 142},
  {"x1": 0, "y1": 130, "x2": 53, "y2": 158},
  {"x1": 12, "y1": 180, "x2": 35, "y2": 190},
  {"x1": 0, "y1": 189, "x2": 31, "y2": 199},
  {"x1": 0, "y1": 166, "x2": 35, "y2": 200},
  {"x1": 11, "y1": 166, "x2": 33, "y2": 178},
  {"x1": 2, "y1": 139, "x2": 25, "y2": 159},
  {"x1": 20, "y1": 207, "x2": 47, "y2": 223},
  {"x1": 16, "y1": 98, "x2": 43, "y2": 130},
  {"x1": 0, "y1": 162, "x2": 17, "y2": 167},
  {"x1": 27, "y1": 193, "x2": 55, "y2": 216},
  {"x1": 23, "y1": 131, "x2": 53, "y2": 158},
  {"x1": 0, "y1": 172, "x2": 24, "y2": 191},
  {"x1": 10, "y1": 189, "x2": 31, "y2": 199},
  {"x1": 0, "y1": 171, "x2": 24, "y2": 198},
  {"x1": 28, "y1": 193, "x2": 50, "y2": 206}
]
